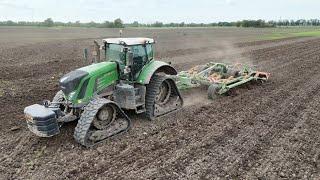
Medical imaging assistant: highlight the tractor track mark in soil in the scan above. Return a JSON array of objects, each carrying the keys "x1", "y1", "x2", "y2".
[
  {"x1": 244, "y1": 92, "x2": 320, "y2": 178},
  {"x1": 218, "y1": 73, "x2": 320, "y2": 178},
  {"x1": 236, "y1": 37, "x2": 318, "y2": 49},
  {"x1": 250, "y1": 39, "x2": 320, "y2": 69}
]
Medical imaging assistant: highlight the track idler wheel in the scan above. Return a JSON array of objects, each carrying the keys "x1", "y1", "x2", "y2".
[
  {"x1": 92, "y1": 105, "x2": 116, "y2": 130},
  {"x1": 155, "y1": 79, "x2": 172, "y2": 105}
]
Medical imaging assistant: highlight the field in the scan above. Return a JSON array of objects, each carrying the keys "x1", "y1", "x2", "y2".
[{"x1": 1, "y1": 26, "x2": 320, "y2": 179}]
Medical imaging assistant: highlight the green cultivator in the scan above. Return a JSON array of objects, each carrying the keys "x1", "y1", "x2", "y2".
[
  {"x1": 23, "y1": 37, "x2": 269, "y2": 147},
  {"x1": 175, "y1": 62, "x2": 270, "y2": 98}
]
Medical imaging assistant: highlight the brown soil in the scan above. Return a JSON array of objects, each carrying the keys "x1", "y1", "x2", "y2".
[{"x1": 0, "y1": 28, "x2": 319, "y2": 179}]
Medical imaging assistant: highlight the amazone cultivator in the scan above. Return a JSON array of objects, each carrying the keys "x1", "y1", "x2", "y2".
[{"x1": 175, "y1": 62, "x2": 269, "y2": 99}]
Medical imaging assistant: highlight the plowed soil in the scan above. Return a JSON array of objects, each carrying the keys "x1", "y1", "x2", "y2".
[{"x1": 0, "y1": 27, "x2": 320, "y2": 179}]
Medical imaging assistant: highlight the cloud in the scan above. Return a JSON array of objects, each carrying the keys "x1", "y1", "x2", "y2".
[
  {"x1": 0, "y1": 1, "x2": 33, "y2": 11},
  {"x1": 225, "y1": 0, "x2": 236, "y2": 6}
]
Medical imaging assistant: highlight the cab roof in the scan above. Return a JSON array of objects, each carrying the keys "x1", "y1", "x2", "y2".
[{"x1": 102, "y1": 37, "x2": 155, "y2": 45}]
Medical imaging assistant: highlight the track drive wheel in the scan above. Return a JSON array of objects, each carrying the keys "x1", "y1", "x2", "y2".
[{"x1": 145, "y1": 74, "x2": 183, "y2": 120}]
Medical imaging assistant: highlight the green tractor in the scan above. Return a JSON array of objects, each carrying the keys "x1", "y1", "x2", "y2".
[{"x1": 24, "y1": 38, "x2": 183, "y2": 147}]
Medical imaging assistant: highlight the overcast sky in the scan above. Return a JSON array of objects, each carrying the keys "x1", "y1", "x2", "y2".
[{"x1": 0, "y1": 0, "x2": 319, "y2": 23}]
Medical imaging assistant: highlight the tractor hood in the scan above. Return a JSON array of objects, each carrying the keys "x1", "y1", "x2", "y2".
[
  {"x1": 59, "y1": 62, "x2": 118, "y2": 100},
  {"x1": 78, "y1": 62, "x2": 117, "y2": 74},
  {"x1": 59, "y1": 70, "x2": 88, "y2": 95}
]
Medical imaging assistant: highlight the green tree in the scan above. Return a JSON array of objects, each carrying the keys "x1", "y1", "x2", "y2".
[
  {"x1": 43, "y1": 18, "x2": 54, "y2": 27},
  {"x1": 87, "y1": 21, "x2": 97, "y2": 27},
  {"x1": 153, "y1": 21, "x2": 163, "y2": 27},
  {"x1": 132, "y1": 21, "x2": 139, "y2": 27},
  {"x1": 75, "y1": 21, "x2": 81, "y2": 27},
  {"x1": 6, "y1": 20, "x2": 15, "y2": 26},
  {"x1": 101, "y1": 21, "x2": 113, "y2": 28},
  {"x1": 114, "y1": 18, "x2": 124, "y2": 28}
]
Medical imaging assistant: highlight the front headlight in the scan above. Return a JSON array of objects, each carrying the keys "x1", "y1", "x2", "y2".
[{"x1": 66, "y1": 91, "x2": 76, "y2": 101}]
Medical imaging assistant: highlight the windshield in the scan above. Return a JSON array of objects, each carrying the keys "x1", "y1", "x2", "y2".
[
  {"x1": 105, "y1": 43, "x2": 154, "y2": 64},
  {"x1": 105, "y1": 44, "x2": 125, "y2": 63}
]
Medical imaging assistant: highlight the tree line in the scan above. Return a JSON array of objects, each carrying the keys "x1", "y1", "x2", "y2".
[
  {"x1": 1, "y1": 18, "x2": 320, "y2": 28},
  {"x1": 0, "y1": 18, "x2": 125, "y2": 28}
]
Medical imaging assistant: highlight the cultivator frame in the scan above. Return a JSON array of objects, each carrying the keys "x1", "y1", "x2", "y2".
[{"x1": 174, "y1": 62, "x2": 270, "y2": 98}]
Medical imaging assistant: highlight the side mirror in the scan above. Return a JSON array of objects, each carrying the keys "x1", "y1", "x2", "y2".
[
  {"x1": 93, "y1": 40, "x2": 101, "y2": 63},
  {"x1": 127, "y1": 52, "x2": 134, "y2": 66},
  {"x1": 83, "y1": 48, "x2": 88, "y2": 62}
]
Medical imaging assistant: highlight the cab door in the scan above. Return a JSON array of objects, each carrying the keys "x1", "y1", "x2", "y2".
[{"x1": 130, "y1": 45, "x2": 148, "y2": 80}]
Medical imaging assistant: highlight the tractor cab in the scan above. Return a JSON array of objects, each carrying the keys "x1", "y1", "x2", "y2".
[{"x1": 102, "y1": 38, "x2": 155, "y2": 81}]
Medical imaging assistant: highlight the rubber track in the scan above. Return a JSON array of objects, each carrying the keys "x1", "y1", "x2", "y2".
[
  {"x1": 145, "y1": 75, "x2": 166, "y2": 120},
  {"x1": 145, "y1": 74, "x2": 183, "y2": 120},
  {"x1": 73, "y1": 97, "x2": 131, "y2": 147}
]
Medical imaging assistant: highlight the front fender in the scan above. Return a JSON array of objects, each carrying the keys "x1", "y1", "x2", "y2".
[{"x1": 136, "y1": 60, "x2": 177, "y2": 84}]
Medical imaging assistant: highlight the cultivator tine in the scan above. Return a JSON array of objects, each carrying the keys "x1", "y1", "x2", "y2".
[{"x1": 253, "y1": 71, "x2": 270, "y2": 80}]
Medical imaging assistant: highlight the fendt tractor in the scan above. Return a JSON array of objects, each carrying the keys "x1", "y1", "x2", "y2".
[{"x1": 24, "y1": 37, "x2": 269, "y2": 147}]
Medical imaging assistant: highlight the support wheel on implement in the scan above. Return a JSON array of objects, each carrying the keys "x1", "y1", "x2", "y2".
[{"x1": 207, "y1": 84, "x2": 220, "y2": 100}]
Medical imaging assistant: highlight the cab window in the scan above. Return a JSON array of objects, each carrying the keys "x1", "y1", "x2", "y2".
[
  {"x1": 146, "y1": 44, "x2": 154, "y2": 60},
  {"x1": 130, "y1": 45, "x2": 147, "y2": 64}
]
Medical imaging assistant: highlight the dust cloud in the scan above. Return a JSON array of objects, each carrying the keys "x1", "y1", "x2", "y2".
[{"x1": 215, "y1": 40, "x2": 254, "y2": 67}]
